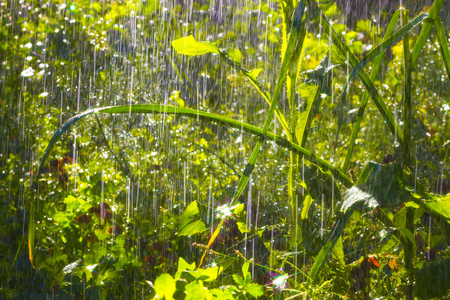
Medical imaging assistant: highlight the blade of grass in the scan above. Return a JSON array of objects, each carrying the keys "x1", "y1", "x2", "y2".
[
  {"x1": 410, "y1": 0, "x2": 445, "y2": 66},
  {"x1": 313, "y1": 2, "x2": 403, "y2": 145},
  {"x1": 200, "y1": 0, "x2": 307, "y2": 261},
  {"x1": 343, "y1": 9, "x2": 400, "y2": 172},
  {"x1": 434, "y1": 16, "x2": 450, "y2": 81},
  {"x1": 337, "y1": 11, "x2": 428, "y2": 137},
  {"x1": 32, "y1": 105, "x2": 351, "y2": 189},
  {"x1": 219, "y1": 51, "x2": 293, "y2": 141}
]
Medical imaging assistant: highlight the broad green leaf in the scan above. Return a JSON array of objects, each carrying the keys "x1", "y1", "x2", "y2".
[
  {"x1": 232, "y1": 274, "x2": 245, "y2": 286},
  {"x1": 171, "y1": 35, "x2": 219, "y2": 56},
  {"x1": 246, "y1": 283, "x2": 264, "y2": 298},
  {"x1": 178, "y1": 257, "x2": 196, "y2": 272},
  {"x1": 154, "y1": 274, "x2": 176, "y2": 300},
  {"x1": 304, "y1": 52, "x2": 336, "y2": 96},
  {"x1": 233, "y1": 203, "x2": 245, "y2": 216},
  {"x1": 342, "y1": 162, "x2": 413, "y2": 212},
  {"x1": 227, "y1": 48, "x2": 242, "y2": 63},
  {"x1": 181, "y1": 200, "x2": 201, "y2": 219},
  {"x1": 179, "y1": 219, "x2": 207, "y2": 236},
  {"x1": 424, "y1": 194, "x2": 450, "y2": 220},
  {"x1": 237, "y1": 221, "x2": 249, "y2": 233},
  {"x1": 415, "y1": 259, "x2": 450, "y2": 299},
  {"x1": 196, "y1": 266, "x2": 221, "y2": 282},
  {"x1": 185, "y1": 281, "x2": 207, "y2": 300},
  {"x1": 179, "y1": 201, "x2": 207, "y2": 236}
]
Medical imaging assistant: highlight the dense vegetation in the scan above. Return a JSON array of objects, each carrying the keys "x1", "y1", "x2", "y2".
[{"x1": 1, "y1": 0, "x2": 450, "y2": 298}]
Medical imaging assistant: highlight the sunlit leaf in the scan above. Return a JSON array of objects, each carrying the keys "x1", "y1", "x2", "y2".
[
  {"x1": 179, "y1": 201, "x2": 207, "y2": 236},
  {"x1": 154, "y1": 273, "x2": 176, "y2": 300},
  {"x1": 246, "y1": 283, "x2": 264, "y2": 298},
  {"x1": 227, "y1": 48, "x2": 242, "y2": 63},
  {"x1": 171, "y1": 35, "x2": 219, "y2": 56},
  {"x1": 423, "y1": 194, "x2": 450, "y2": 220}
]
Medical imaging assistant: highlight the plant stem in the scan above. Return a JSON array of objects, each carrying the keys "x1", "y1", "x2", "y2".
[{"x1": 403, "y1": 10, "x2": 415, "y2": 300}]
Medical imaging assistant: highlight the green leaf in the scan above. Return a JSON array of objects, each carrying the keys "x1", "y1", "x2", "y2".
[
  {"x1": 410, "y1": 0, "x2": 445, "y2": 66},
  {"x1": 296, "y1": 83, "x2": 319, "y2": 146},
  {"x1": 179, "y1": 201, "x2": 207, "y2": 236},
  {"x1": 181, "y1": 200, "x2": 200, "y2": 220},
  {"x1": 415, "y1": 259, "x2": 450, "y2": 299},
  {"x1": 232, "y1": 274, "x2": 245, "y2": 286},
  {"x1": 246, "y1": 68, "x2": 263, "y2": 81},
  {"x1": 342, "y1": 162, "x2": 414, "y2": 212},
  {"x1": 242, "y1": 262, "x2": 250, "y2": 283},
  {"x1": 424, "y1": 194, "x2": 450, "y2": 220},
  {"x1": 154, "y1": 273, "x2": 176, "y2": 300},
  {"x1": 233, "y1": 203, "x2": 245, "y2": 216},
  {"x1": 313, "y1": 2, "x2": 402, "y2": 144},
  {"x1": 178, "y1": 257, "x2": 196, "y2": 272},
  {"x1": 227, "y1": 48, "x2": 242, "y2": 63},
  {"x1": 171, "y1": 35, "x2": 219, "y2": 56},
  {"x1": 396, "y1": 227, "x2": 416, "y2": 249},
  {"x1": 33, "y1": 104, "x2": 351, "y2": 190},
  {"x1": 332, "y1": 236, "x2": 345, "y2": 266},
  {"x1": 185, "y1": 281, "x2": 207, "y2": 300},
  {"x1": 179, "y1": 218, "x2": 207, "y2": 236},
  {"x1": 196, "y1": 266, "x2": 221, "y2": 282},
  {"x1": 246, "y1": 283, "x2": 264, "y2": 298},
  {"x1": 237, "y1": 221, "x2": 249, "y2": 233},
  {"x1": 304, "y1": 53, "x2": 336, "y2": 96}
]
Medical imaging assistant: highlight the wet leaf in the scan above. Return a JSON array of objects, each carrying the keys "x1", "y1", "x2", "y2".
[
  {"x1": 154, "y1": 273, "x2": 176, "y2": 300},
  {"x1": 227, "y1": 48, "x2": 242, "y2": 63},
  {"x1": 343, "y1": 162, "x2": 414, "y2": 211},
  {"x1": 416, "y1": 259, "x2": 450, "y2": 299},
  {"x1": 171, "y1": 35, "x2": 219, "y2": 56}
]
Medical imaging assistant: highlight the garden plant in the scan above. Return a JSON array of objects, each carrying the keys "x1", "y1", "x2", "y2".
[{"x1": 1, "y1": 0, "x2": 450, "y2": 299}]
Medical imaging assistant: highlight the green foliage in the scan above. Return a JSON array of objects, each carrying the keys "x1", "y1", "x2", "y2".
[{"x1": 1, "y1": 0, "x2": 450, "y2": 299}]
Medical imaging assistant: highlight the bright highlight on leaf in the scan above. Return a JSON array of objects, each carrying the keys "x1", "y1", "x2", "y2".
[
  {"x1": 227, "y1": 48, "x2": 242, "y2": 63},
  {"x1": 171, "y1": 35, "x2": 219, "y2": 56}
]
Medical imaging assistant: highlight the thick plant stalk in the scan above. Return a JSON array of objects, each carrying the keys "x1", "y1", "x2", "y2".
[
  {"x1": 403, "y1": 10, "x2": 415, "y2": 300},
  {"x1": 198, "y1": 0, "x2": 307, "y2": 267}
]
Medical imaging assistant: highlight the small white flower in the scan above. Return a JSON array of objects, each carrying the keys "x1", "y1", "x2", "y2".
[
  {"x1": 24, "y1": 42, "x2": 32, "y2": 49},
  {"x1": 40, "y1": 92, "x2": 48, "y2": 97},
  {"x1": 21, "y1": 67, "x2": 34, "y2": 77}
]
